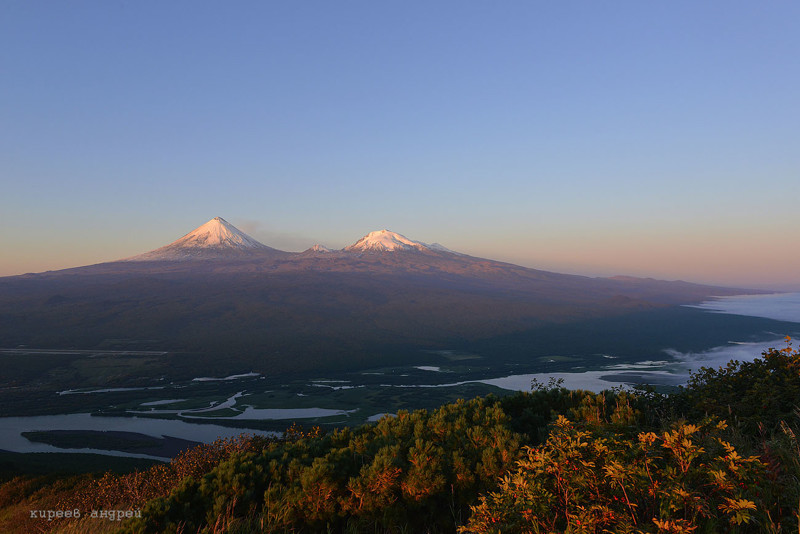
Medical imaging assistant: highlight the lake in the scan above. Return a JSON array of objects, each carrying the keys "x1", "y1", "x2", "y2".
[{"x1": 0, "y1": 413, "x2": 279, "y2": 460}]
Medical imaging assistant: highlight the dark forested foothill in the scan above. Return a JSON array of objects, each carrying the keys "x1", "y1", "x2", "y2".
[{"x1": 3, "y1": 342, "x2": 800, "y2": 533}]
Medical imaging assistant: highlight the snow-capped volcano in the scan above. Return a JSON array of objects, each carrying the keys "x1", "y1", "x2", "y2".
[
  {"x1": 304, "y1": 244, "x2": 334, "y2": 253},
  {"x1": 125, "y1": 217, "x2": 281, "y2": 260},
  {"x1": 166, "y1": 217, "x2": 267, "y2": 250},
  {"x1": 344, "y1": 229, "x2": 455, "y2": 253}
]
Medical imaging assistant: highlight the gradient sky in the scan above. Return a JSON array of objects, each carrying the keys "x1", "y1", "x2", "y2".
[{"x1": 2, "y1": 1, "x2": 799, "y2": 289}]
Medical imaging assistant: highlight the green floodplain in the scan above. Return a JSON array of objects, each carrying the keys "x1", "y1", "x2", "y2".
[
  {"x1": 3, "y1": 337, "x2": 800, "y2": 533},
  {"x1": 1, "y1": 306, "x2": 799, "y2": 472}
]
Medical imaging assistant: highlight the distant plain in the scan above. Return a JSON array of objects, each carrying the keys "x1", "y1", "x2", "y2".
[{"x1": 1, "y1": 294, "x2": 798, "y2": 460}]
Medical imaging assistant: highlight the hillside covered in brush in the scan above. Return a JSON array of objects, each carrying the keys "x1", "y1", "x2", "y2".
[{"x1": 3, "y1": 340, "x2": 800, "y2": 533}]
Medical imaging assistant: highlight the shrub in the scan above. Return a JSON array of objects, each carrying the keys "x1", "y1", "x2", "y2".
[{"x1": 462, "y1": 416, "x2": 773, "y2": 533}]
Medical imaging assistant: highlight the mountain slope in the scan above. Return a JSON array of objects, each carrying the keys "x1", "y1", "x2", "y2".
[
  {"x1": 124, "y1": 217, "x2": 285, "y2": 260},
  {"x1": 0, "y1": 221, "x2": 764, "y2": 376}
]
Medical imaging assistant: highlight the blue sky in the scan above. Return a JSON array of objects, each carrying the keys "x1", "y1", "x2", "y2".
[{"x1": 2, "y1": 1, "x2": 799, "y2": 288}]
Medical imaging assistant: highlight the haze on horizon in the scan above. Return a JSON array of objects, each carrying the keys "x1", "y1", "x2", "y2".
[{"x1": 2, "y1": 2, "x2": 798, "y2": 290}]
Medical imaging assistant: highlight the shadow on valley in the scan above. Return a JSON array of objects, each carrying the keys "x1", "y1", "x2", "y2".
[
  {"x1": 0, "y1": 304, "x2": 797, "y2": 424},
  {"x1": 467, "y1": 305, "x2": 800, "y2": 364}
]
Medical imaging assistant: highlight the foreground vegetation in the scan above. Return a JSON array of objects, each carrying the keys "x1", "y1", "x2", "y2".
[{"x1": 3, "y1": 340, "x2": 800, "y2": 533}]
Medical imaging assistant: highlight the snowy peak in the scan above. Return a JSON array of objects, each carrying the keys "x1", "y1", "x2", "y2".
[
  {"x1": 168, "y1": 217, "x2": 267, "y2": 250},
  {"x1": 122, "y1": 219, "x2": 459, "y2": 262},
  {"x1": 345, "y1": 230, "x2": 428, "y2": 252},
  {"x1": 125, "y1": 217, "x2": 278, "y2": 261},
  {"x1": 344, "y1": 229, "x2": 446, "y2": 253},
  {"x1": 304, "y1": 244, "x2": 334, "y2": 253}
]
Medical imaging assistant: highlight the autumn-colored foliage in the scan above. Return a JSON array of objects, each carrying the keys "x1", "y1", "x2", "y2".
[
  {"x1": 2, "y1": 434, "x2": 276, "y2": 534},
  {"x1": 61, "y1": 434, "x2": 273, "y2": 513},
  {"x1": 462, "y1": 340, "x2": 800, "y2": 534},
  {"x1": 462, "y1": 417, "x2": 769, "y2": 533},
  {"x1": 122, "y1": 396, "x2": 522, "y2": 533},
  {"x1": 2, "y1": 340, "x2": 799, "y2": 533}
]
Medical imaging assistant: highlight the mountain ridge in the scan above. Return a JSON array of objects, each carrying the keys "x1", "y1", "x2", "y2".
[
  {"x1": 0, "y1": 216, "x2": 766, "y2": 375},
  {"x1": 118, "y1": 219, "x2": 462, "y2": 261},
  {"x1": 4, "y1": 217, "x2": 760, "y2": 303}
]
